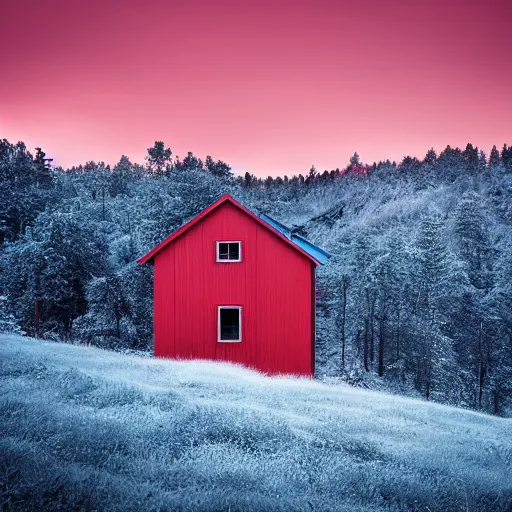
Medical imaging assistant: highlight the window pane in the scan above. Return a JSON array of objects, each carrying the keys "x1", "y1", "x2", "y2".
[
  {"x1": 218, "y1": 243, "x2": 230, "y2": 259},
  {"x1": 220, "y1": 308, "x2": 240, "y2": 340},
  {"x1": 217, "y1": 242, "x2": 240, "y2": 261},
  {"x1": 228, "y1": 243, "x2": 239, "y2": 260}
]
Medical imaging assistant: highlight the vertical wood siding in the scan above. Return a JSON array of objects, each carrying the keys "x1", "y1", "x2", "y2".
[{"x1": 153, "y1": 202, "x2": 314, "y2": 375}]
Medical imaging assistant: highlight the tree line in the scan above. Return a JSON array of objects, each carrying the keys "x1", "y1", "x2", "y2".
[{"x1": 1, "y1": 138, "x2": 511, "y2": 415}]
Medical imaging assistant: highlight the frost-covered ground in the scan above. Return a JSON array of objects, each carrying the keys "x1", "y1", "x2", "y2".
[{"x1": 1, "y1": 335, "x2": 511, "y2": 512}]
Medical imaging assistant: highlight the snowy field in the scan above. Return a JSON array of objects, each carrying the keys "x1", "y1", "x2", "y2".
[{"x1": 1, "y1": 335, "x2": 511, "y2": 512}]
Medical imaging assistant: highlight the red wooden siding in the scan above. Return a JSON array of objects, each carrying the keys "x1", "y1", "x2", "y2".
[{"x1": 153, "y1": 201, "x2": 314, "y2": 375}]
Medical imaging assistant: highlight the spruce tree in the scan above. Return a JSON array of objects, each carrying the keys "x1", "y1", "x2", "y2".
[{"x1": 489, "y1": 145, "x2": 501, "y2": 168}]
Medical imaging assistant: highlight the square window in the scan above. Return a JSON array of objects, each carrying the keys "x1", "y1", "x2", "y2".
[
  {"x1": 216, "y1": 241, "x2": 241, "y2": 262},
  {"x1": 218, "y1": 306, "x2": 242, "y2": 342}
]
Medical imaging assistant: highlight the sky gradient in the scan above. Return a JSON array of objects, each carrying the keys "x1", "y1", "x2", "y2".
[{"x1": 1, "y1": 0, "x2": 511, "y2": 176}]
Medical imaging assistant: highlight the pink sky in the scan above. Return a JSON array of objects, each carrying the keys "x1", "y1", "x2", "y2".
[{"x1": 1, "y1": 0, "x2": 511, "y2": 176}]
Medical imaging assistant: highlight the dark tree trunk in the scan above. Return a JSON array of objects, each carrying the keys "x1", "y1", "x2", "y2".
[
  {"x1": 340, "y1": 277, "x2": 349, "y2": 367},
  {"x1": 365, "y1": 289, "x2": 376, "y2": 365},
  {"x1": 127, "y1": 212, "x2": 135, "y2": 258},
  {"x1": 493, "y1": 389, "x2": 500, "y2": 416},
  {"x1": 63, "y1": 314, "x2": 71, "y2": 340},
  {"x1": 378, "y1": 316, "x2": 385, "y2": 377},
  {"x1": 370, "y1": 309, "x2": 375, "y2": 364},
  {"x1": 478, "y1": 322, "x2": 485, "y2": 408},
  {"x1": 355, "y1": 329, "x2": 361, "y2": 358},
  {"x1": 396, "y1": 306, "x2": 400, "y2": 360},
  {"x1": 478, "y1": 363, "x2": 486, "y2": 408},
  {"x1": 363, "y1": 318, "x2": 369, "y2": 372},
  {"x1": 35, "y1": 300, "x2": 40, "y2": 338}
]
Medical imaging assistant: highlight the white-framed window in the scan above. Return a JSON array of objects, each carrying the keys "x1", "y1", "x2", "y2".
[
  {"x1": 217, "y1": 306, "x2": 242, "y2": 342},
  {"x1": 216, "y1": 241, "x2": 242, "y2": 262}
]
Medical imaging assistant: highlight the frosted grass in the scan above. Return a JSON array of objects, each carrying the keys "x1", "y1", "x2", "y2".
[{"x1": 1, "y1": 334, "x2": 511, "y2": 511}]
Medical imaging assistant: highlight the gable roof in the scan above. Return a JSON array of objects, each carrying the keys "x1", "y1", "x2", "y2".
[
  {"x1": 257, "y1": 213, "x2": 331, "y2": 265},
  {"x1": 137, "y1": 194, "x2": 330, "y2": 266}
]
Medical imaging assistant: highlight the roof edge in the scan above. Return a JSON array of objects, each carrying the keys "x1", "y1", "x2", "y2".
[
  {"x1": 137, "y1": 194, "x2": 232, "y2": 264},
  {"x1": 137, "y1": 194, "x2": 321, "y2": 266}
]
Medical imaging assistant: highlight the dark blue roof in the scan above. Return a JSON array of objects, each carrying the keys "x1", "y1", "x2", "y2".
[{"x1": 258, "y1": 213, "x2": 331, "y2": 265}]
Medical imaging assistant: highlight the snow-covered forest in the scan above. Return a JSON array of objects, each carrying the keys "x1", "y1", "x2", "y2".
[{"x1": 1, "y1": 139, "x2": 512, "y2": 416}]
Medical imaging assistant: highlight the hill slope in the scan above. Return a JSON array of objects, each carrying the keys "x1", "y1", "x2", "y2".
[{"x1": 1, "y1": 334, "x2": 511, "y2": 511}]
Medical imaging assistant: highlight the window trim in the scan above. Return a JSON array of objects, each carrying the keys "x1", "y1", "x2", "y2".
[
  {"x1": 217, "y1": 306, "x2": 242, "y2": 343},
  {"x1": 215, "y1": 241, "x2": 242, "y2": 263}
]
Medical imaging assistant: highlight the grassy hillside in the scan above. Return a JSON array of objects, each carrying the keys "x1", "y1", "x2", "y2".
[{"x1": 1, "y1": 334, "x2": 511, "y2": 511}]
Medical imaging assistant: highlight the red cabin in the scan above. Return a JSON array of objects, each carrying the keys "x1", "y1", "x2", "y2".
[{"x1": 137, "y1": 194, "x2": 329, "y2": 376}]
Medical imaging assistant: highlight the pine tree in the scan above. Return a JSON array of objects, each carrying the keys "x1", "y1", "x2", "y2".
[
  {"x1": 205, "y1": 156, "x2": 232, "y2": 177},
  {"x1": 305, "y1": 165, "x2": 317, "y2": 185},
  {"x1": 146, "y1": 141, "x2": 172, "y2": 176},
  {"x1": 74, "y1": 274, "x2": 130, "y2": 347},
  {"x1": 489, "y1": 145, "x2": 501, "y2": 168},
  {"x1": 34, "y1": 147, "x2": 53, "y2": 187},
  {"x1": 438, "y1": 145, "x2": 464, "y2": 177},
  {"x1": 351, "y1": 228, "x2": 379, "y2": 371},
  {"x1": 453, "y1": 192, "x2": 491, "y2": 290},
  {"x1": 501, "y1": 144, "x2": 512, "y2": 172},
  {"x1": 423, "y1": 148, "x2": 437, "y2": 165},
  {"x1": 463, "y1": 143, "x2": 479, "y2": 173},
  {"x1": 110, "y1": 155, "x2": 133, "y2": 197},
  {"x1": 175, "y1": 152, "x2": 203, "y2": 172},
  {"x1": 416, "y1": 212, "x2": 448, "y2": 311},
  {"x1": 478, "y1": 150, "x2": 487, "y2": 172},
  {"x1": 0, "y1": 295, "x2": 23, "y2": 334},
  {"x1": 349, "y1": 152, "x2": 360, "y2": 167}
]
